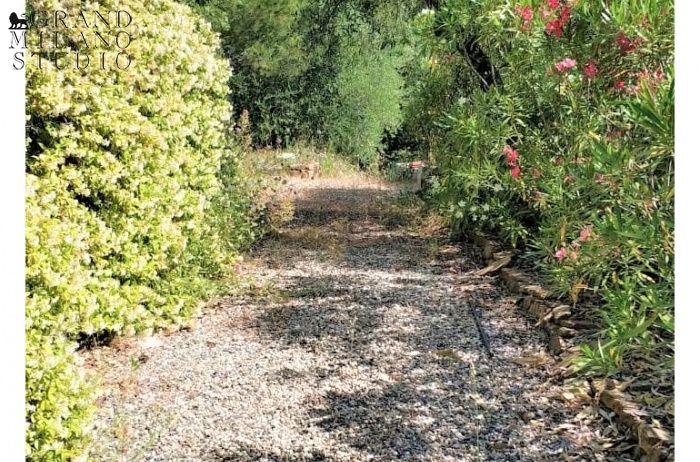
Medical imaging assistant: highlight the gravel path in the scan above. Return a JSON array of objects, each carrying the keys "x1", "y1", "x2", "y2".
[{"x1": 86, "y1": 175, "x2": 612, "y2": 462}]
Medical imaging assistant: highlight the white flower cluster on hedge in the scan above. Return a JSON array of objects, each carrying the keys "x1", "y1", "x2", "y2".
[{"x1": 25, "y1": 0, "x2": 240, "y2": 459}]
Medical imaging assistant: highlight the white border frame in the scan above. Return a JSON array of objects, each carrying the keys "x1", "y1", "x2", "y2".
[{"x1": 0, "y1": 0, "x2": 27, "y2": 458}]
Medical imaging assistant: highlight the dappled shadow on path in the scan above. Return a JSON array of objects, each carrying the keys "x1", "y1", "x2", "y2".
[
  {"x1": 214, "y1": 178, "x2": 606, "y2": 461},
  {"x1": 85, "y1": 176, "x2": 616, "y2": 462}
]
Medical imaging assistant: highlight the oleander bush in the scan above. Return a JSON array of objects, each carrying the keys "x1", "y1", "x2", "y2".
[
  {"x1": 26, "y1": 0, "x2": 254, "y2": 459},
  {"x1": 407, "y1": 0, "x2": 674, "y2": 373}
]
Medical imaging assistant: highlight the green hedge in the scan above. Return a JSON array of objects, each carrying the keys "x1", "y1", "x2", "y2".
[
  {"x1": 26, "y1": 0, "x2": 246, "y2": 459},
  {"x1": 408, "y1": 0, "x2": 674, "y2": 373}
]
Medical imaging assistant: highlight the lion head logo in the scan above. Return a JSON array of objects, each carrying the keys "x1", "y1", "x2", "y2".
[{"x1": 9, "y1": 12, "x2": 28, "y2": 29}]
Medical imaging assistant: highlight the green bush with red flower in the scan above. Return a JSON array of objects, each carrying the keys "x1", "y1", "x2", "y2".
[{"x1": 405, "y1": 0, "x2": 673, "y2": 373}]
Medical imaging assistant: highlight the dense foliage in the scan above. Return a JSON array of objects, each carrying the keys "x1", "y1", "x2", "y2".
[
  {"x1": 182, "y1": 0, "x2": 417, "y2": 166},
  {"x1": 25, "y1": 0, "x2": 675, "y2": 457},
  {"x1": 25, "y1": 0, "x2": 256, "y2": 459},
  {"x1": 405, "y1": 0, "x2": 674, "y2": 373}
]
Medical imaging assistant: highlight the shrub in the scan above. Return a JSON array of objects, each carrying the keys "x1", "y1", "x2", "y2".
[
  {"x1": 25, "y1": 331, "x2": 96, "y2": 461},
  {"x1": 408, "y1": 0, "x2": 674, "y2": 373},
  {"x1": 25, "y1": 0, "x2": 250, "y2": 458},
  {"x1": 183, "y1": 0, "x2": 417, "y2": 162},
  {"x1": 327, "y1": 26, "x2": 405, "y2": 167}
]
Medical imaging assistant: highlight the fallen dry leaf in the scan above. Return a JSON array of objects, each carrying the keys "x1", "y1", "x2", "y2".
[
  {"x1": 664, "y1": 399, "x2": 674, "y2": 416},
  {"x1": 432, "y1": 349, "x2": 462, "y2": 361},
  {"x1": 491, "y1": 441, "x2": 513, "y2": 450},
  {"x1": 512, "y1": 354, "x2": 551, "y2": 367}
]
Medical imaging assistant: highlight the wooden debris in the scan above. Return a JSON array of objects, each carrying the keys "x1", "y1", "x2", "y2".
[
  {"x1": 551, "y1": 305, "x2": 572, "y2": 321},
  {"x1": 475, "y1": 254, "x2": 512, "y2": 276},
  {"x1": 470, "y1": 233, "x2": 497, "y2": 261},
  {"x1": 520, "y1": 284, "x2": 551, "y2": 299},
  {"x1": 466, "y1": 231, "x2": 673, "y2": 461},
  {"x1": 590, "y1": 381, "x2": 672, "y2": 462},
  {"x1": 548, "y1": 332, "x2": 564, "y2": 355},
  {"x1": 558, "y1": 319, "x2": 601, "y2": 330},
  {"x1": 288, "y1": 161, "x2": 320, "y2": 179},
  {"x1": 557, "y1": 327, "x2": 577, "y2": 338},
  {"x1": 432, "y1": 349, "x2": 462, "y2": 361},
  {"x1": 491, "y1": 440, "x2": 513, "y2": 450},
  {"x1": 512, "y1": 354, "x2": 551, "y2": 367}
]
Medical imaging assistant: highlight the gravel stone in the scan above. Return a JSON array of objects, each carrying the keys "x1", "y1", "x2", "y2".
[{"x1": 86, "y1": 176, "x2": 613, "y2": 461}]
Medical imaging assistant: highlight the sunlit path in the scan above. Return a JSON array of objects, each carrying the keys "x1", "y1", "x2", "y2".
[{"x1": 87, "y1": 175, "x2": 608, "y2": 462}]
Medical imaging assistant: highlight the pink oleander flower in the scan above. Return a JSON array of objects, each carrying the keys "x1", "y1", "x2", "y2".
[
  {"x1": 579, "y1": 225, "x2": 593, "y2": 242},
  {"x1": 615, "y1": 32, "x2": 641, "y2": 53},
  {"x1": 582, "y1": 60, "x2": 597, "y2": 79},
  {"x1": 560, "y1": 6, "x2": 571, "y2": 24},
  {"x1": 615, "y1": 32, "x2": 632, "y2": 49},
  {"x1": 502, "y1": 145, "x2": 519, "y2": 166},
  {"x1": 510, "y1": 165, "x2": 521, "y2": 178},
  {"x1": 555, "y1": 247, "x2": 567, "y2": 261},
  {"x1": 653, "y1": 69, "x2": 664, "y2": 82},
  {"x1": 546, "y1": 20, "x2": 563, "y2": 38},
  {"x1": 554, "y1": 58, "x2": 576, "y2": 73},
  {"x1": 614, "y1": 80, "x2": 626, "y2": 91},
  {"x1": 515, "y1": 5, "x2": 534, "y2": 22},
  {"x1": 625, "y1": 69, "x2": 664, "y2": 95},
  {"x1": 541, "y1": 5, "x2": 552, "y2": 19},
  {"x1": 626, "y1": 82, "x2": 641, "y2": 94}
]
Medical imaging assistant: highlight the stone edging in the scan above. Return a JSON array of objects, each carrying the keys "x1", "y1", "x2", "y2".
[{"x1": 465, "y1": 231, "x2": 672, "y2": 462}]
